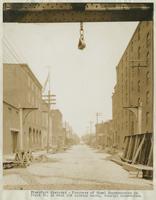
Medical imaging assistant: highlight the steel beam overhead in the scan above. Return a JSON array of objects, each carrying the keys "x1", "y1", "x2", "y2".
[{"x1": 3, "y1": 3, "x2": 153, "y2": 23}]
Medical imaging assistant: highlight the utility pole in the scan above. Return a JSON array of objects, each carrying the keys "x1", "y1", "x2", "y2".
[
  {"x1": 42, "y1": 70, "x2": 56, "y2": 153},
  {"x1": 42, "y1": 92, "x2": 56, "y2": 153},
  {"x1": 96, "y1": 112, "x2": 103, "y2": 124}
]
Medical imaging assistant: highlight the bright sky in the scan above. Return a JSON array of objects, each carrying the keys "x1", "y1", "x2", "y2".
[{"x1": 3, "y1": 22, "x2": 138, "y2": 136}]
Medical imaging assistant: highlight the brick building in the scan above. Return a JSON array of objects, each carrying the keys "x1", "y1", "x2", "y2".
[
  {"x1": 95, "y1": 122, "x2": 106, "y2": 148},
  {"x1": 95, "y1": 120, "x2": 113, "y2": 149},
  {"x1": 3, "y1": 63, "x2": 44, "y2": 154},
  {"x1": 3, "y1": 101, "x2": 20, "y2": 154},
  {"x1": 112, "y1": 21, "x2": 153, "y2": 149},
  {"x1": 51, "y1": 109, "x2": 65, "y2": 150}
]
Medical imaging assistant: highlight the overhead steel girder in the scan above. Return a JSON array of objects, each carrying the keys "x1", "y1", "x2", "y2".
[{"x1": 3, "y1": 3, "x2": 153, "y2": 23}]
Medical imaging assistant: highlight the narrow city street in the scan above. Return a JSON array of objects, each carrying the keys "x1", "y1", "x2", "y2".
[{"x1": 3, "y1": 144, "x2": 152, "y2": 190}]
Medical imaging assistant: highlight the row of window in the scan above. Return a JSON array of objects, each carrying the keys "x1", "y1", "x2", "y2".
[
  {"x1": 128, "y1": 70, "x2": 150, "y2": 91},
  {"x1": 131, "y1": 30, "x2": 151, "y2": 52},
  {"x1": 137, "y1": 91, "x2": 150, "y2": 105},
  {"x1": 138, "y1": 47, "x2": 150, "y2": 62},
  {"x1": 117, "y1": 47, "x2": 150, "y2": 79},
  {"x1": 122, "y1": 80, "x2": 150, "y2": 104},
  {"x1": 29, "y1": 129, "x2": 42, "y2": 146}
]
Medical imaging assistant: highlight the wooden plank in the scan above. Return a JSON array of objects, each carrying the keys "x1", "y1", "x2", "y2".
[
  {"x1": 132, "y1": 135, "x2": 139, "y2": 160},
  {"x1": 132, "y1": 134, "x2": 145, "y2": 164},
  {"x1": 135, "y1": 137, "x2": 142, "y2": 163},
  {"x1": 147, "y1": 137, "x2": 153, "y2": 166},
  {"x1": 123, "y1": 136, "x2": 129, "y2": 158},
  {"x1": 129, "y1": 136, "x2": 136, "y2": 160},
  {"x1": 126, "y1": 136, "x2": 133, "y2": 160}
]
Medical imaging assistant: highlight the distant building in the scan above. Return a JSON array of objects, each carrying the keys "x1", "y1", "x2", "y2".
[
  {"x1": 95, "y1": 122, "x2": 106, "y2": 148},
  {"x1": 3, "y1": 63, "x2": 43, "y2": 154},
  {"x1": 95, "y1": 120, "x2": 113, "y2": 149},
  {"x1": 51, "y1": 109, "x2": 64, "y2": 150},
  {"x1": 112, "y1": 21, "x2": 153, "y2": 149}
]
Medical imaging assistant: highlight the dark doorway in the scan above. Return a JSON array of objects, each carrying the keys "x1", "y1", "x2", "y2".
[{"x1": 11, "y1": 131, "x2": 18, "y2": 153}]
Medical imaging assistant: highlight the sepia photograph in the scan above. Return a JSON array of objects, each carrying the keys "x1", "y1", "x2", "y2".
[{"x1": 2, "y1": 1, "x2": 154, "y2": 191}]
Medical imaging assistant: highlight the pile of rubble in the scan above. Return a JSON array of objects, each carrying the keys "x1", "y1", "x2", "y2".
[
  {"x1": 3, "y1": 151, "x2": 33, "y2": 169},
  {"x1": 33, "y1": 154, "x2": 58, "y2": 163}
]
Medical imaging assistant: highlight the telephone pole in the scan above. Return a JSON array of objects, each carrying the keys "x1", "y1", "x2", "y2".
[
  {"x1": 96, "y1": 112, "x2": 103, "y2": 124},
  {"x1": 42, "y1": 92, "x2": 56, "y2": 153},
  {"x1": 42, "y1": 69, "x2": 56, "y2": 153}
]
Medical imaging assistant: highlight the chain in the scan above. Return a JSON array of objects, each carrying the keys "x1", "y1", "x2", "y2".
[{"x1": 80, "y1": 22, "x2": 84, "y2": 38}]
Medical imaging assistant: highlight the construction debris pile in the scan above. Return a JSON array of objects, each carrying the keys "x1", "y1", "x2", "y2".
[
  {"x1": 3, "y1": 151, "x2": 33, "y2": 169},
  {"x1": 33, "y1": 155, "x2": 59, "y2": 163}
]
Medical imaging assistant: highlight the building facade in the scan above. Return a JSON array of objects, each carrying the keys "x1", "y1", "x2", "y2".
[
  {"x1": 95, "y1": 120, "x2": 113, "y2": 149},
  {"x1": 112, "y1": 21, "x2": 153, "y2": 149},
  {"x1": 51, "y1": 109, "x2": 65, "y2": 150},
  {"x1": 3, "y1": 101, "x2": 20, "y2": 154},
  {"x1": 3, "y1": 63, "x2": 43, "y2": 154}
]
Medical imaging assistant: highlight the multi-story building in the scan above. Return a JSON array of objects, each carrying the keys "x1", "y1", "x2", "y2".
[
  {"x1": 95, "y1": 120, "x2": 113, "y2": 149},
  {"x1": 51, "y1": 109, "x2": 64, "y2": 150},
  {"x1": 3, "y1": 101, "x2": 20, "y2": 154},
  {"x1": 95, "y1": 122, "x2": 106, "y2": 148},
  {"x1": 106, "y1": 120, "x2": 113, "y2": 147},
  {"x1": 112, "y1": 21, "x2": 153, "y2": 149},
  {"x1": 3, "y1": 63, "x2": 43, "y2": 154}
]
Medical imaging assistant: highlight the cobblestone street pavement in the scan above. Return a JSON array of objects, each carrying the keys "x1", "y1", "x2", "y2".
[{"x1": 3, "y1": 144, "x2": 152, "y2": 190}]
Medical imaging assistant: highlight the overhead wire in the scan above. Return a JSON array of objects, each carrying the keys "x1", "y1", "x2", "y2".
[
  {"x1": 4, "y1": 36, "x2": 27, "y2": 63},
  {"x1": 3, "y1": 36, "x2": 26, "y2": 64},
  {"x1": 3, "y1": 40, "x2": 20, "y2": 63}
]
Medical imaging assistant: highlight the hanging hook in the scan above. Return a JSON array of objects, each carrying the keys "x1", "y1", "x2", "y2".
[{"x1": 78, "y1": 22, "x2": 86, "y2": 50}]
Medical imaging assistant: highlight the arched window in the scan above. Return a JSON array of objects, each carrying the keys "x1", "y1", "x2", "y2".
[
  {"x1": 33, "y1": 129, "x2": 35, "y2": 144},
  {"x1": 146, "y1": 51, "x2": 150, "y2": 64},
  {"x1": 146, "y1": 71, "x2": 150, "y2": 85},
  {"x1": 146, "y1": 32, "x2": 150, "y2": 48},
  {"x1": 138, "y1": 80, "x2": 140, "y2": 92},
  {"x1": 138, "y1": 27, "x2": 140, "y2": 40},
  {"x1": 138, "y1": 46, "x2": 141, "y2": 59},
  {"x1": 146, "y1": 91, "x2": 150, "y2": 104},
  {"x1": 36, "y1": 130, "x2": 38, "y2": 144},
  {"x1": 39, "y1": 131, "x2": 42, "y2": 145}
]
